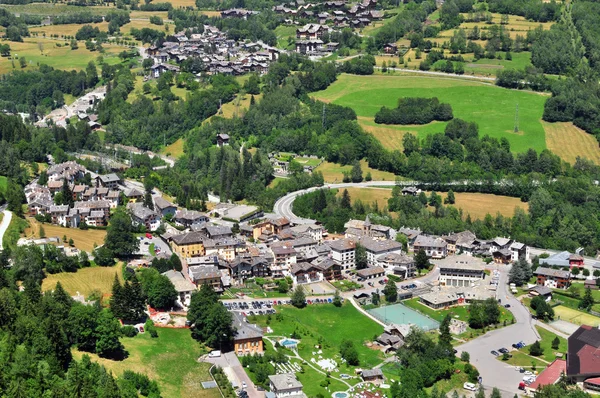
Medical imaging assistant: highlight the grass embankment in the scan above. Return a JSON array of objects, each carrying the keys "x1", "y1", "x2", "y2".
[
  {"x1": 161, "y1": 138, "x2": 185, "y2": 158},
  {"x1": 72, "y1": 328, "x2": 219, "y2": 398},
  {"x1": 24, "y1": 217, "x2": 107, "y2": 252},
  {"x1": 42, "y1": 264, "x2": 124, "y2": 297},
  {"x1": 315, "y1": 160, "x2": 396, "y2": 183},
  {"x1": 311, "y1": 74, "x2": 548, "y2": 153},
  {"x1": 3, "y1": 215, "x2": 28, "y2": 250}
]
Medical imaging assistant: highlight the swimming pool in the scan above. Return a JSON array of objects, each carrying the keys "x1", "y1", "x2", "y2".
[
  {"x1": 368, "y1": 303, "x2": 439, "y2": 331},
  {"x1": 279, "y1": 338, "x2": 299, "y2": 348},
  {"x1": 333, "y1": 392, "x2": 348, "y2": 398}
]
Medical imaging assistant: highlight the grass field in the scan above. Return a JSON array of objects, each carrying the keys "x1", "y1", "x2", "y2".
[
  {"x1": 334, "y1": 187, "x2": 527, "y2": 219},
  {"x1": 311, "y1": 74, "x2": 548, "y2": 153},
  {"x1": 498, "y1": 350, "x2": 548, "y2": 370},
  {"x1": 3, "y1": 216, "x2": 28, "y2": 250},
  {"x1": 274, "y1": 25, "x2": 296, "y2": 49},
  {"x1": 214, "y1": 92, "x2": 262, "y2": 119},
  {"x1": 128, "y1": 75, "x2": 192, "y2": 103},
  {"x1": 524, "y1": 326, "x2": 567, "y2": 362},
  {"x1": 72, "y1": 328, "x2": 219, "y2": 398},
  {"x1": 161, "y1": 137, "x2": 185, "y2": 158},
  {"x1": 554, "y1": 305, "x2": 600, "y2": 327},
  {"x1": 42, "y1": 264, "x2": 123, "y2": 297},
  {"x1": 315, "y1": 160, "x2": 397, "y2": 183},
  {"x1": 24, "y1": 217, "x2": 107, "y2": 252},
  {"x1": 543, "y1": 121, "x2": 600, "y2": 164},
  {"x1": 1, "y1": 39, "x2": 122, "y2": 74},
  {"x1": 31, "y1": 22, "x2": 109, "y2": 37}
]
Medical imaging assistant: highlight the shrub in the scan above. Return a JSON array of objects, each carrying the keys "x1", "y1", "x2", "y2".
[{"x1": 121, "y1": 325, "x2": 138, "y2": 337}]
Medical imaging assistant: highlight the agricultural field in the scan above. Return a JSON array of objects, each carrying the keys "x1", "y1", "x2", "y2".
[
  {"x1": 41, "y1": 264, "x2": 124, "y2": 297},
  {"x1": 24, "y1": 217, "x2": 107, "y2": 252},
  {"x1": 315, "y1": 160, "x2": 397, "y2": 183},
  {"x1": 543, "y1": 121, "x2": 600, "y2": 164},
  {"x1": 334, "y1": 186, "x2": 527, "y2": 219},
  {"x1": 161, "y1": 137, "x2": 186, "y2": 158},
  {"x1": 0, "y1": 39, "x2": 122, "y2": 74},
  {"x1": 311, "y1": 73, "x2": 548, "y2": 153},
  {"x1": 72, "y1": 328, "x2": 219, "y2": 398}
]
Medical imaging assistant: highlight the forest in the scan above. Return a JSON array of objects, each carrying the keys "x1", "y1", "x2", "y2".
[{"x1": 374, "y1": 97, "x2": 453, "y2": 125}]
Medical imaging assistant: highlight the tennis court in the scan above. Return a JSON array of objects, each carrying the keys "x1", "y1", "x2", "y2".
[
  {"x1": 554, "y1": 305, "x2": 600, "y2": 327},
  {"x1": 368, "y1": 303, "x2": 440, "y2": 331}
]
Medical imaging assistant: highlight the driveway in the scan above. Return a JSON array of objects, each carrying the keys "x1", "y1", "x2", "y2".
[
  {"x1": 456, "y1": 264, "x2": 540, "y2": 397},
  {"x1": 205, "y1": 352, "x2": 264, "y2": 397}
]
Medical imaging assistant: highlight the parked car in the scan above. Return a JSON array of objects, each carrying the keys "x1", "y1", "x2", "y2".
[
  {"x1": 504, "y1": 304, "x2": 511, "y2": 308},
  {"x1": 498, "y1": 348, "x2": 509, "y2": 354},
  {"x1": 463, "y1": 382, "x2": 477, "y2": 391},
  {"x1": 208, "y1": 350, "x2": 221, "y2": 358},
  {"x1": 378, "y1": 280, "x2": 385, "y2": 285},
  {"x1": 490, "y1": 350, "x2": 499, "y2": 356}
]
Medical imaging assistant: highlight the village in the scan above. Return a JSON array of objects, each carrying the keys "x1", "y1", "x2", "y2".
[{"x1": 19, "y1": 160, "x2": 600, "y2": 397}]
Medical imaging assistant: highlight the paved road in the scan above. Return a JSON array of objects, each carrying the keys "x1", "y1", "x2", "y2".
[
  {"x1": 456, "y1": 264, "x2": 540, "y2": 397},
  {"x1": 374, "y1": 66, "x2": 497, "y2": 82},
  {"x1": 205, "y1": 352, "x2": 263, "y2": 397},
  {"x1": 0, "y1": 209, "x2": 12, "y2": 251}
]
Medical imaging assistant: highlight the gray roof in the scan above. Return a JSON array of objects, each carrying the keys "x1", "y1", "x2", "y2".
[
  {"x1": 362, "y1": 368, "x2": 384, "y2": 378},
  {"x1": 162, "y1": 270, "x2": 196, "y2": 292},
  {"x1": 98, "y1": 173, "x2": 120, "y2": 183},
  {"x1": 170, "y1": 231, "x2": 206, "y2": 245},
  {"x1": 327, "y1": 238, "x2": 355, "y2": 251},
  {"x1": 377, "y1": 252, "x2": 413, "y2": 265},
  {"x1": 414, "y1": 235, "x2": 447, "y2": 248},
  {"x1": 529, "y1": 285, "x2": 552, "y2": 296},
  {"x1": 189, "y1": 265, "x2": 220, "y2": 280},
  {"x1": 127, "y1": 203, "x2": 158, "y2": 220},
  {"x1": 357, "y1": 266, "x2": 385, "y2": 277},
  {"x1": 269, "y1": 373, "x2": 303, "y2": 390},
  {"x1": 534, "y1": 267, "x2": 571, "y2": 279},
  {"x1": 205, "y1": 225, "x2": 232, "y2": 238},
  {"x1": 154, "y1": 196, "x2": 176, "y2": 211},
  {"x1": 358, "y1": 237, "x2": 403, "y2": 253},
  {"x1": 437, "y1": 255, "x2": 486, "y2": 272},
  {"x1": 233, "y1": 312, "x2": 263, "y2": 341}
]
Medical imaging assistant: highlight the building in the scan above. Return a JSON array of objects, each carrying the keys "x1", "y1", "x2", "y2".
[
  {"x1": 534, "y1": 267, "x2": 571, "y2": 289},
  {"x1": 345, "y1": 217, "x2": 396, "y2": 240},
  {"x1": 567, "y1": 325, "x2": 600, "y2": 386},
  {"x1": 540, "y1": 251, "x2": 586, "y2": 269},
  {"x1": 290, "y1": 262, "x2": 324, "y2": 285},
  {"x1": 95, "y1": 173, "x2": 121, "y2": 189},
  {"x1": 359, "y1": 238, "x2": 403, "y2": 267},
  {"x1": 419, "y1": 285, "x2": 495, "y2": 309},
  {"x1": 529, "y1": 285, "x2": 552, "y2": 300},
  {"x1": 162, "y1": 270, "x2": 196, "y2": 306},
  {"x1": 296, "y1": 23, "x2": 328, "y2": 39},
  {"x1": 169, "y1": 231, "x2": 206, "y2": 258},
  {"x1": 442, "y1": 231, "x2": 476, "y2": 255},
  {"x1": 150, "y1": 63, "x2": 180, "y2": 78},
  {"x1": 128, "y1": 203, "x2": 161, "y2": 232},
  {"x1": 525, "y1": 359, "x2": 566, "y2": 393},
  {"x1": 398, "y1": 227, "x2": 422, "y2": 250},
  {"x1": 376, "y1": 252, "x2": 415, "y2": 279},
  {"x1": 153, "y1": 196, "x2": 177, "y2": 217},
  {"x1": 213, "y1": 203, "x2": 262, "y2": 223},
  {"x1": 174, "y1": 209, "x2": 209, "y2": 228},
  {"x1": 232, "y1": 312, "x2": 263, "y2": 355},
  {"x1": 188, "y1": 265, "x2": 222, "y2": 291},
  {"x1": 268, "y1": 374, "x2": 306, "y2": 398},
  {"x1": 270, "y1": 244, "x2": 297, "y2": 277},
  {"x1": 489, "y1": 237, "x2": 513, "y2": 254},
  {"x1": 290, "y1": 223, "x2": 324, "y2": 242},
  {"x1": 437, "y1": 255, "x2": 486, "y2": 287},
  {"x1": 217, "y1": 133, "x2": 230, "y2": 147},
  {"x1": 413, "y1": 235, "x2": 448, "y2": 258},
  {"x1": 361, "y1": 368, "x2": 384, "y2": 384},
  {"x1": 510, "y1": 241, "x2": 530, "y2": 262},
  {"x1": 327, "y1": 238, "x2": 356, "y2": 270},
  {"x1": 240, "y1": 216, "x2": 290, "y2": 241},
  {"x1": 356, "y1": 266, "x2": 385, "y2": 280},
  {"x1": 383, "y1": 42, "x2": 398, "y2": 54}
]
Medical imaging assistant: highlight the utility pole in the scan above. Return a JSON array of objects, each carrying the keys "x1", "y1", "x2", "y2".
[
  {"x1": 514, "y1": 103, "x2": 519, "y2": 133},
  {"x1": 322, "y1": 103, "x2": 326, "y2": 129}
]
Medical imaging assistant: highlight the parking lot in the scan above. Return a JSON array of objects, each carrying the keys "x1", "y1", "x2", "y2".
[{"x1": 223, "y1": 297, "x2": 338, "y2": 317}]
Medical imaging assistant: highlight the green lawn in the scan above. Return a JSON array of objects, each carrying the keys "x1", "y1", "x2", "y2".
[
  {"x1": 253, "y1": 302, "x2": 385, "y2": 369},
  {"x1": 72, "y1": 328, "x2": 218, "y2": 398},
  {"x1": 275, "y1": 25, "x2": 296, "y2": 49},
  {"x1": 311, "y1": 73, "x2": 548, "y2": 153},
  {"x1": 522, "y1": 326, "x2": 567, "y2": 362},
  {"x1": 330, "y1": 279, "x2": 362, "y2": 292},
  {"x1": 3, "y1": 215, "x2": 28, "y2": 250},
  {"x1": 464, "y1": 52, "x2": 533, "y2": 76},
  {"x1": 497, "y1": 350, "x2": 548, "y2": 370}
]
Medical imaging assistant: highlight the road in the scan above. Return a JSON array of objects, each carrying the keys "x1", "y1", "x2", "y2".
[
  {"x1": 456, "y1": 264, "x2": 540, "y2": 397},
  {"x1": 205, "y1": 352, "x2": 262, "y2": 397},
  {"x1": 0, "y1": 209, "x2": 12, "y2": 251},
  {"x1": 374, "y1": 66, "x2": 497, "y2": 82}
]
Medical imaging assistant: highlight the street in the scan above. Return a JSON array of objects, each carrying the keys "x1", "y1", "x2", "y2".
[
  {"x1": 456, "y1": 264, "x2": 540, "y2": 397},
  {"x1": 205, "y1": 352, "x2": 263, "y2": 397}
]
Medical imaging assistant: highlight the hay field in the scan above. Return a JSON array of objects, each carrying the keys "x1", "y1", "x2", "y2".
[
  {"x1": 315, "y1": 160, "x2": 396, "y2": 183},
  {"x1": 24, "y1": 217, "x2": 107, "y2": 252},
  {"x1": 543, "y1": 121, "x2": 600, "y2": 165},
  {"x1": 42, "y1": 265, "x2": 123, "y2": 297}
]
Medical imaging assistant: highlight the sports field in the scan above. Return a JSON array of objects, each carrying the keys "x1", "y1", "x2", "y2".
[
  {"x1": 311, "y1": 74, "x2": 548, "y2": 153},
  {"x1": 543, "y1": 121, "x2": 600, "y2": 164},
  {"x1": 554, "y1": 305, "x2": 600, "y2": 327},
  {"x1": 42, "y1": 265, "x2": 123, "y2": 297}
]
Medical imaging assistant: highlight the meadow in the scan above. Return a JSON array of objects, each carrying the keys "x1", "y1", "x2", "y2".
[
  {"x1": 315, "y1": 160, "x2": 397, "y2": 183},
  {"x1": 336, "y1": 187, "x2": 528, "y2": 219},
  {"x1": 41, "y1": 264, "x2": 124, "y2": 297},
  {"x1": 24, "y1": 216, "x2": 107, "y2": 252},
  {"x1": 543, "y1": 121, "x2": 600, "y2": 164},
  {"x1": 161, "y1": 137, "x2": 185, "y2": 158},
  {"x1": 0, "y1": 38, "x2": 122, "y2": 74},
  {"x1": 312, "y1": 73, "x2": 548, "y2": 153},
  {"x1": 72, "y1": 328, "x2": 219, "y2": 398}
]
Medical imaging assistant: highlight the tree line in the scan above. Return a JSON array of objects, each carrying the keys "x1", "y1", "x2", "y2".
[{"x1": 375, "y1": 97, "x2": 453, "y2": 125}]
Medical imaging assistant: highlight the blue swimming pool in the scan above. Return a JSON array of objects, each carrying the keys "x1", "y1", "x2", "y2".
[
  {"x1": 280, "y1": 338, "x2": 299, "y2": 348},
  {"x1": 333, "y1": 393, "x2": 348, "y2": 398},
  {"x1": 368, "y1": 303, "x2": 439, "y2": 331}
]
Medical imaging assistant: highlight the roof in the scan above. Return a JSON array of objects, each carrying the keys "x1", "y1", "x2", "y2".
[
  {"x1": 357, "y1": 266, "x2": 385, "y2": 277},
  {"x1": 205, "y1": 225, "x2": 233, "y2": 237},
  {"x1": 377, "y1": 252, "x2": 413, "y2": 265},
  {"x1": 162, "y1": 270, "x2": 196, "y2": 292},
  {"x1": 492, "y1": 237, "x2": 512, "y2": 247},
  {"x1": 358, "y1": 237, "x2": 403, "y2": 253},
  {"x1": 189, "y1": 265, "x2": 220, "y2": 280},
  {"x1": 98, "y1": 173, "x2": 120, "y2": 183},
  {"x1": 437, "y1": 255, "x2": 486, "y2": 272},
  {"x1": 290, "y1": 261, "x2": 322, "y2": 275},
  {"x1": 362, "y1": 368, "x2": 384, "y2": 378},
  {"x1": 269, "y1": 373, "x2": 303, "y2": 390},
  {"x1": 529, "y1": 359, "x2": 566, "y2": 390},
  {"x1": 327, "y1": 239, "x2": 355, "y2": 251},
  {"x1": 232, "y1": 312, "x2": 263, "y2": 341},
  {"x1": 419, "y1": 285, "x2": 495, "y2": 306},
  {"x1": 568, "y1": 325, "x2": 600, "y2": 377},
  {"x1": 529, "y1": 285, "x2": 552, "y2": 296},
  {"x1": 154, "y1": 196, "x2": 175, "y2": 210},
  {"x1": 534, "y1": 267, "x2": 571, "y2": 279},
  {"x1": 414, "y1": 235, "x2": 447, "y2": 248},
  {"x1": 170, "y1": 231, "x2": 206, "y2": 245}
]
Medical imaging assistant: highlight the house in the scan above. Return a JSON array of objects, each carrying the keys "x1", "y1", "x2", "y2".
[
  {"x1": 540, "y1": 251, "x2": 585, "y2": 269},
  {"x1": 529, "y1": 285, "x2": 552, "y2": 300},
  {"x1": 228, "y1": 255, "x2": 271, "y2": 282},
  {"x1": 527, "y1": 359, "x2": 567, "y2": 393},
  {"x1": 128, "y1": 203, "x2": 161, "y2": 232},
  {"x1": 356, "y1": 266, "x2": 385, "y2": 280},
  {"x1": 442, "y1": 231, "x2": 476, "y2": 255},
  {"x1": 188, "y1": 265, "x2": 222, "y2": 291},
  {"x1": 124, "y1": 188, "x2": 144, "y2": 202},
  {"x1": 419, "y1": 284, "x2": 495, "y2": 309},
  {"x1": 290, "y1": 262, "x2": 324, "y2": 285},
  {"x1": 169, "y1": 231, "x2": 207, "y2": 258},
  {"x1": 174, "y1": 209, "x2": 209, "y2": 228},
  {"x1": 217, "y1": 133, "x2": 230, "y2": 147},
  {"x1": 345, "y1": 217, "x2": 396, "y2": 240},
  {"x1": 376, "y1": 252, "x2": 415, "y2": 279},
  {"x1": 510, "y1": 241, "x2": 530, "y2": 262},
  {"x1": 383, "y1": 43, "x2": 398, "y2": 54},
  {"x1": 150, "y1": 63, "x2": 180, "y2": 78},
  {"x1": 413, "y1": 235, "x2": 447, "y2": 258},
  {"x1": 397, "y1": 227, "x2": 422, "y2": 250},
  {"x1": 585, "y1": 279, "x2": 599, "y2": 290},
  {"x1": 358, "y1": 237, "x2": 403, "y2": 267},
  {"x1": 361, "y1": 368, "x2": 384, "y2": 384},
  {"x1": 270, "y1": 244, "x2": 297, "y2": 277},
  {"x1": 567, "y1": 325, "x2": 600, "y2": 385},
  {"x1": 534, "y1": 267, "x2": 571, "y2": 289},
  {"x1": 296, "y1": 23, "x2": 329, "y2": 40},
  {"x1": 240, "y1": 216, "x2": 290, "y2": 240},
  {"x1": 213, "y1": 203, "x2": 262, "y2": 223},
  {"x1": 232, "y1": 312, "x2": 264, "y2": 355},
  {"x1": 269, "y1": 374, "x2": 306, "y2": 398},
  {"x1": 95, "y1": 173, "x2": 120, "y2": 189},
  {"x1": 153, "y1": 196, "x2": 177, "y2": 217},
  {"x1": 327, "y1": 238, "x2": 356, "y2": 270},
  {"x1": 203, "y1": 238, "x2": 244, "y2": 261},
  {"x1": 489, "y1": 237, "x2": 513, "y2": 254},
  {"x1": 290, "y1": 223, "x2": 324, "y2": 242},
  {"x1": 437, "y1": 255, "x2": 486, "y2": 287},
  {"x1": 162, "y1": 270, "x2": 196, "y2": 306},
  {"x1": 311, "y1": 257, "x2": 342, "y2": 281},
  {"x1": 492, "y1": 249, "x2": 512, "y2": 264}
]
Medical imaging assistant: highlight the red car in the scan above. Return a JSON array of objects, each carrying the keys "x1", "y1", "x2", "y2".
[{"x1": 146, "y1": 233, "x2": 153, "y2": 239}]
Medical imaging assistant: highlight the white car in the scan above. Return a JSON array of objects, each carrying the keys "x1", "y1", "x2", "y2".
[
  {"x1": 463, "y1": 382, "x2": 477, "y2": 391},
  {"x1": 208, "y1": 350, "x2": 221, "y2": 358}
]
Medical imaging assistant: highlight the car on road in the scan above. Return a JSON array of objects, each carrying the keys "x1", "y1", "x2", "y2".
[
  {"x1": 463, "y1": 382, "x2": 477, "y2": 391},
  {"x1": 208, "y1": 350, "x2": 221, "y2": 358},
  {"x1": 498, "y1": 348, "x2": 509, "y2": 354},
  {"x1": 490, "y1": 350, "x2": 500, "y2": 356},
  {"x1": 378, "y1": 280, "x2": 385, "y2": 285},
  {"x1": 242, "y1": 381, "x2": 247, "y2": 389},
  {"x1": 504, "y1": 304, "x2": 511, "y2": 308}
]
